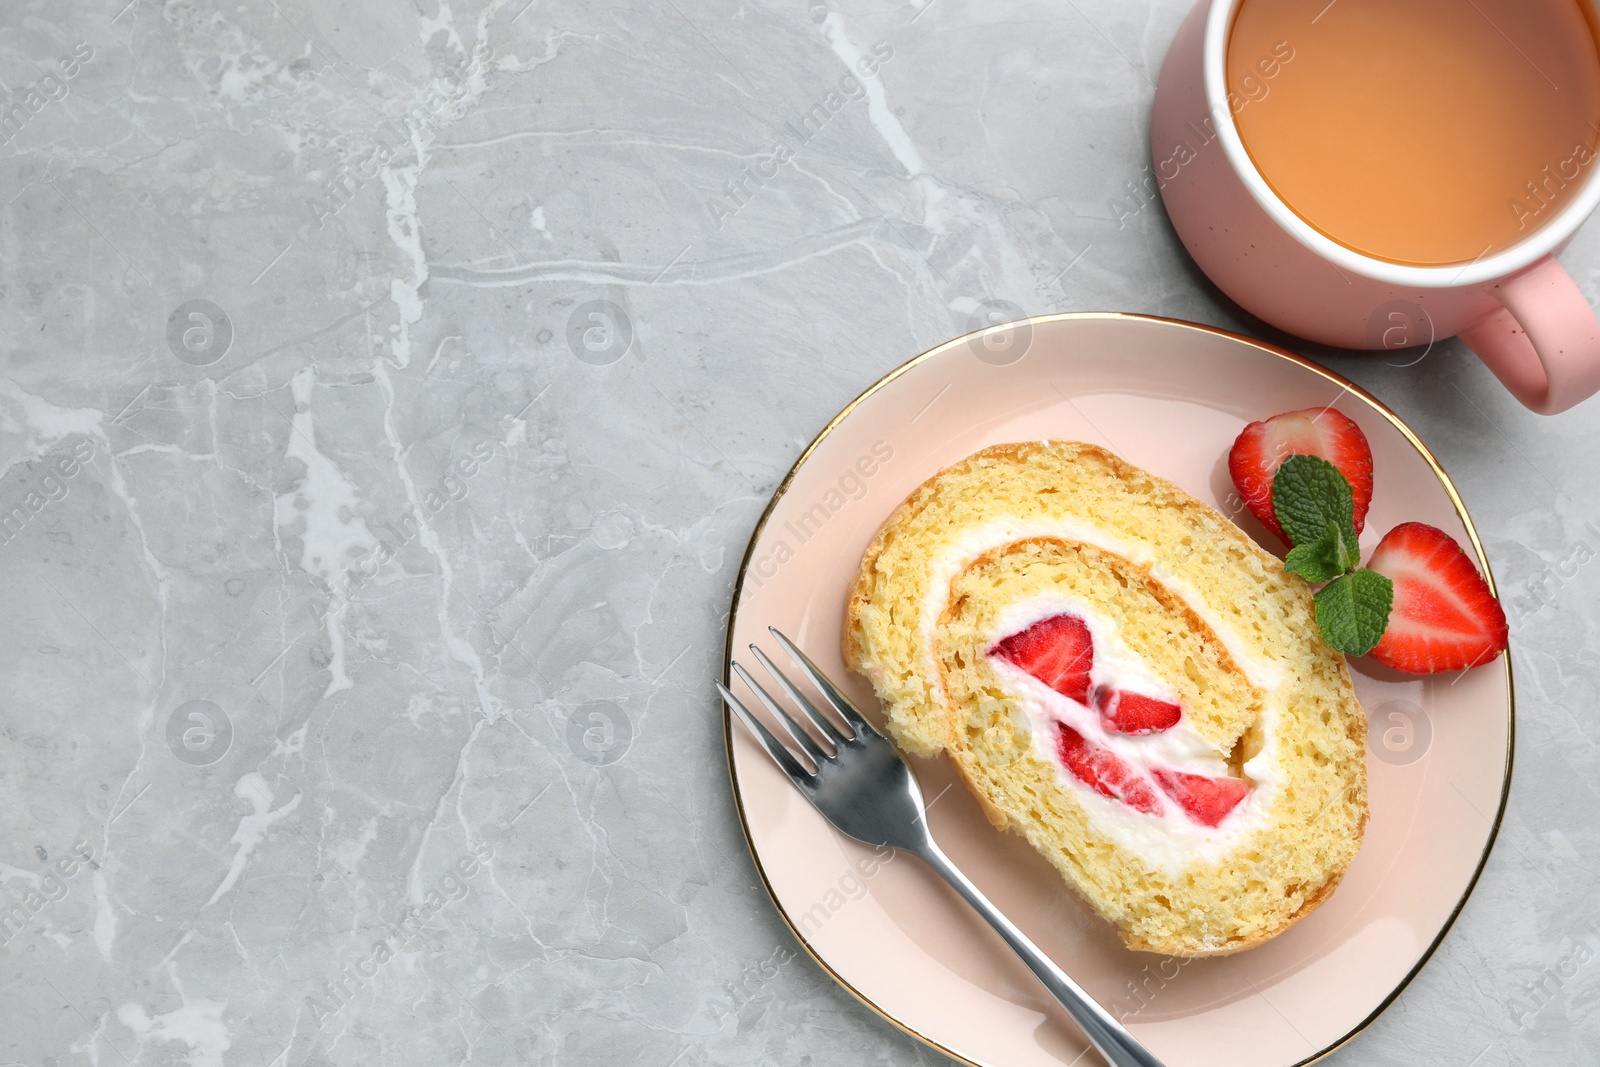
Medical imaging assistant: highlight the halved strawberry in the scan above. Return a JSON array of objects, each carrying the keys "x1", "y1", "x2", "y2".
[
  {"x1": 1151, "y1": 768, "x2": 1252, "y2": 827},
  {"x1": 1092, "y1": 686, "x2": 1181, "y2": 734},
  {"x1": 1366, "y1": 522, "x2": 1508, "y2": 673},
  {"x1": 990, "y1": 613, "x2": 1093, "y2": 704},
  {"x1": 1056, "y1": 725, "x2": 1162, "y2": 815},
  {"x1": 1228, "y1": 407, "x2": 1374, "y2": 543}
]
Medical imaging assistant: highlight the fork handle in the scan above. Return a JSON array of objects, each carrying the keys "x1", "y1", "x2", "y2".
[{"x1": 916, "y1": 842, "x2": 1166, "y2": 1067}]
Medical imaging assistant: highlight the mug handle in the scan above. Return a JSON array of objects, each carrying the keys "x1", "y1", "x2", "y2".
[{"x1": 1458, "y1": 254, "x2": 1600, "y2": 415}]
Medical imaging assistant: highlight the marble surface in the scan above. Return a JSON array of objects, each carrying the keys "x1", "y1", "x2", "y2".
[{"x1": 0, "y1": 1, "x2": 1597, "y2": 1065}]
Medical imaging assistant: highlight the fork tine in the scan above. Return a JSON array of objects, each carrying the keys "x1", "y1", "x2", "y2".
[
  {"x1": 768, "y1": 628, "x2": 883, "y2": 739},
  {"x1": 749, "y1": 644, "x2": 849, "y2": 746},
  {"x1": 718, "y1": 681, "x2": 812, "y2": 781},
  {"x1": 731, "y1": 662, "x2": 831, "y2": 765}
]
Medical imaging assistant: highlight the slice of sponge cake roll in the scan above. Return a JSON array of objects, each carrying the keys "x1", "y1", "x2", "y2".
[{"x1": 844, "y1": 441, "x2": 1368, "y2": 956}]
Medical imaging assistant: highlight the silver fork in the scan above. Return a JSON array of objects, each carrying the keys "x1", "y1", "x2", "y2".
[{"x1": 719, "y1": 628, "x2": 1166, "y2": 1067}]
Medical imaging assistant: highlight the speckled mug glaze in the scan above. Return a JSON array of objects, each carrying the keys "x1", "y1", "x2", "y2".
[{"x1": 1152, "y1": 0, "x2": 1600, "y2": 414}]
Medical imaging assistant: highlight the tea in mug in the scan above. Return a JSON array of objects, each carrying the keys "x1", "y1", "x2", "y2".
[{"x1": 1228, "y1": 0, "x2": 1600, "y2": 265}]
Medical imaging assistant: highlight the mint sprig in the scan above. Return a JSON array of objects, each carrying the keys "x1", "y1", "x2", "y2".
[
  {"x1": 1284, "y1": 519, "x2": 1361, "y2": 583},
  {"x1": 1270, "y1": 455, "x2": 1393, "y2": 655}
]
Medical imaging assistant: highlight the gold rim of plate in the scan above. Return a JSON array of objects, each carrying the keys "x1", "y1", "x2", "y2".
[{"x1": 719, "y1": 311, "x2": 1515, "y2": 1067}]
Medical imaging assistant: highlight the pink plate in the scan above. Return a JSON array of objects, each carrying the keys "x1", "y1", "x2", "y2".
[{"x1": 722, "y1": 313, "x2": 1512, "y2": 1067}]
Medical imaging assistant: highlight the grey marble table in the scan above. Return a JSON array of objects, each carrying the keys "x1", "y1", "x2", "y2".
[{"x1": 0, "y1": 1, "x2": 1594, "y2": 1064}]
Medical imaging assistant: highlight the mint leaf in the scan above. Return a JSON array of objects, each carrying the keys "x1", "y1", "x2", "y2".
[
  {"x1": 1273, "y1": 454, "x2": 1357, "y2": 549},
  {"x1": 1314, "y1": 569, "x2": 1394, "y2": 656},
  {"x1": 1285, "y1": 521, "x2": 1344, "y2": 583},
  {"x1": 1275, "y1": 458, "x2": 1388, "y2": 653}
]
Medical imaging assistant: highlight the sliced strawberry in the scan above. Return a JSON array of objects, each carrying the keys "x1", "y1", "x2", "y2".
[
  {"x1": 1366, "y1": 522, "x2": 1508, "y2": 673},
  {"x1": 990, "y1": 613, "x2": 1093, "y2": 704},
  {"x1": 1055, "y1": 725, "x2": 1162, "y2": 815},
  {"x1": 1092, "y1": 686, "x2": 1182, "y2": 735},
  {"x1": 1228, "y1": 407, "x2": 1375, "y2": 543},
  {"x1": 1151, "y1": 768, "x2": 1252, "y2": 827}
]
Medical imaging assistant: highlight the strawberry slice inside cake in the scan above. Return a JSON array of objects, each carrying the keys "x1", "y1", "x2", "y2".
[
  {"x1": 1054, "y1": 724, "x2": 1164, "y2": 815},
  {"x1": 1092, "y1": 687, "x2": 1182, "y2": 735},
  {"x1": 989, "y1": 613, "x2": 1093, "y2": 704},
  {"x1": 1151, "y1": 769, "x2": 1254, "y2": 828}
]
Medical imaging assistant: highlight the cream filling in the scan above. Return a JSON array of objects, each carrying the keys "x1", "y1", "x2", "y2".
[
  {"x1": 992, "y1": 593, "x2": 1227, "y2": 776},
  {"x1": 921, "y1": 518, "x2": 1286, "y2": 877}
]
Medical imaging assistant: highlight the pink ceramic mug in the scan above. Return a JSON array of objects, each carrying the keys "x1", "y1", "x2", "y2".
[{"x1": 1152, "y1": 0, "x2": 1600, "y2": 414}]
